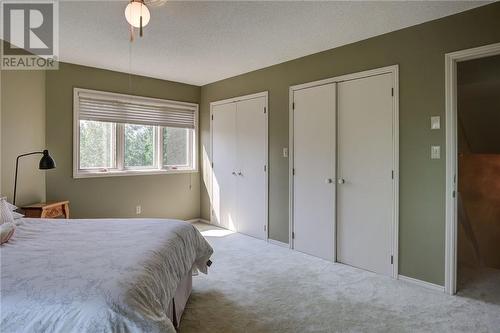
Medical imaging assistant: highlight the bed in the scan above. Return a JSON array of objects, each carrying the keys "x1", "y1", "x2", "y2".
[{"x1": 0, "y1": 218, "x2": 213, "y2": 333}]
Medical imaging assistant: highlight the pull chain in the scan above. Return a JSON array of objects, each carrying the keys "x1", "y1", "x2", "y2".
[
  {"x1": 139, "y1": 2, "x2": 143, "y2": 37},
  {"x1": 128, "y1": 35, "x2": 133, "y2": 93}
]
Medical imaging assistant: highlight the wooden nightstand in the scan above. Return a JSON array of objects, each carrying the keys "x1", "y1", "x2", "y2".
[{"x1": 21, "y1": 201, "x2": 70, "y2": 219}]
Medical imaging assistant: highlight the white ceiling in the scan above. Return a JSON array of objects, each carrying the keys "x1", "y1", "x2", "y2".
[{"x1": 59, "y1": 1, "x2": 489, "y2": 86}]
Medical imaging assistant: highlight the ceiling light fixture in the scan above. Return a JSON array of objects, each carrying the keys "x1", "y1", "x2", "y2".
[{"x1": 125, "y1": 0, "x2": 150, "y2": 40}]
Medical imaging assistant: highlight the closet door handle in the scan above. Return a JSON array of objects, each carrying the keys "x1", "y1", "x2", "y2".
[
  {"x1": 232, "y1": 171, "x2": 237, "y2": 176},
  {"x1": 237, "y1": 171, "x2": 243, "y2": 176},
  {"x1": 338, "y1": 178, "x2": 345, "y2": 184}
]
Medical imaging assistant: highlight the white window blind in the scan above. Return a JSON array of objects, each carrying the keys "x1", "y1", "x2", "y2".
[{"x1": 76, "y1": 89, "x2": 198, "y2": 129}]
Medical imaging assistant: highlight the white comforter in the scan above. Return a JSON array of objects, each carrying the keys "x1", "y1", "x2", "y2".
[{"x1": 0, "y1": 218, "x2": 213, "y2": 333}]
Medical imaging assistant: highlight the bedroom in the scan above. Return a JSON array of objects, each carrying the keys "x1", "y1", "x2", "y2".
[{"x1": 1, "y1": 1, "x2": 499, "y2": 332}]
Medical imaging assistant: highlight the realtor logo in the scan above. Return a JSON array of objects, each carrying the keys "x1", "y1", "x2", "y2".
[{"x1": 1, "y1": 0, "x2": 59, "y2": 70}]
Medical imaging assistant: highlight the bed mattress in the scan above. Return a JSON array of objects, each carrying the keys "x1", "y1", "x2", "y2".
[{"x1": 0, "y1": 218, "x2": 213, "y2": 333}]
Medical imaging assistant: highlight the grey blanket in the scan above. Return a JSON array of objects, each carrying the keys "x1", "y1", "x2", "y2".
[{"x1": 0, "y1": 218, "x2": 213, "y2": 333}]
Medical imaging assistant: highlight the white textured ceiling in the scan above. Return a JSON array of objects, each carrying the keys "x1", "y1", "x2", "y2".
[{"x1": 59, "y1": 1, "x2": 489, "y2": 86}]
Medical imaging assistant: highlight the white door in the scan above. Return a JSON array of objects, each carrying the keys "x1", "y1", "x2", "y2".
[
  {"x1": 337, "y1": 73, "x2": 394, "y2": 276},
  {"x1": 292, "y1": 83, "x2": 336, "y2": 261},
  {"x1": 212, "y1": 102, "x2": 237, "y2": 231},
  {"x1": 236, "y1": 97, "x2": 267, "y2": 240}
]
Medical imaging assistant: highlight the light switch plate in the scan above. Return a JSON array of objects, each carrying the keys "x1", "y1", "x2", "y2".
[
  {"x1": 431, "y1": 116, "x2": 440, "y2": 130},
  {"x1": 431, "y1": 145, "x2": 441, "y2": 159},
  {"x1": 283, "y1": 147, "x2": 289, "y2": 158}
]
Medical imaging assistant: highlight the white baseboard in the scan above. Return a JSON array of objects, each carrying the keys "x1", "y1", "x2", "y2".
[
  {"x1": 267, "y1": 238, "x2": 289, "y2": 248},
  {"x1": 185, "y1": 218, "x2": 211, "y2": 224},
  {"x1": 398, "y1": 275, "x2": 445, "y2": 292},
  {"x1": 189, "y1": 220, "x2": 288, "y2": 248}
]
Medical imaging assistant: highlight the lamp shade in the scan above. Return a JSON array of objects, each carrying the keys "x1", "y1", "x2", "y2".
[
  {"x1": 125, "y1": 1, "x2": 150, "y2": 28},
  {"x1": 39, "y1": 150, "x2": 56, "y2": 170}
]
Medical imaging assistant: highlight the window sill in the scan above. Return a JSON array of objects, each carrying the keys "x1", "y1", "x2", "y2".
[{"x1": 73, "y1": 168, "x2": 198, "y2": 179}]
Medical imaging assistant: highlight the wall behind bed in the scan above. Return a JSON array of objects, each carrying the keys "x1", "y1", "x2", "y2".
[
  {"x1": 199, "y1": 3, "x2": 500, "y2": 286},
  {"x1": 46, "y1": 63, "x2": 201, "y2": 220},
  {"x1": 1, "y1": 69, "x2": 47, "y2": 206}
]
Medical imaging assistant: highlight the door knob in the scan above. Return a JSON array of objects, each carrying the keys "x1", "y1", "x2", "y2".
[
  {"x1": 325, "y1": 178, "x2": 333, "y2": 184},
  {"x1": 338, "y1": 178, "x2": 345, "y2": 184},
  {"x1": 232, "y1": 171, "x2": 237, "y2": 176},
  {"x1": 237, "y1": 171, "x2": 243, "y2": 176}
]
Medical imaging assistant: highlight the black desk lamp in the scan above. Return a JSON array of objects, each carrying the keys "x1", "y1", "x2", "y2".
[{"x1": 13, "y1": 150, "x2": 56, "y2": 205}]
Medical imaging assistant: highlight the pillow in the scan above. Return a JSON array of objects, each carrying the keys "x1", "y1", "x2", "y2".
[
  {"x1": 0, "y1": 196, "x2": 18, "y2": 212},
  {"x1": 12, "y1": 211, "x2": 24, "y2": 220},
  {"x1": 0, "y1": 222, "x2": 16, "y2": 245},
  {"x1": 0, "y1": 197, "x2": 23, "y2": 220},
  {"x1": 0, "y1": 198, "x2": 15, "y2": 225}
]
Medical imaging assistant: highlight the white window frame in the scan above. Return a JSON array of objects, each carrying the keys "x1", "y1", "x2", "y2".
[{"x1": 73, "y1": 88, "x2": 199, "y2": 178}]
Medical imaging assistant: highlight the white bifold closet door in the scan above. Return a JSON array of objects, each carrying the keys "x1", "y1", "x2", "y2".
[
  {"x1": 212, "y1": 102, "x2": 237, "y2": 231},
  {"x1": 236, "y1": 97, "x2": 267, "y2": 239},
  {"x1": 212, "y1": 96, "x2": 267, "y2": 240},
  {"x1": 292, "y1": 83, "x2": 336, "y2": 261},
  {"x1": 336, "y1": 73, "x2": 394, "y2": 276}
]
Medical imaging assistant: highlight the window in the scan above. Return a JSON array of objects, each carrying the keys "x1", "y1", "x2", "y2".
[
  {"x1": 79, "y1": 120, "x2": 116, "y2": 169},
  {"x1": 74, "y1": 88, "x2": 198, "y2": 178},
  {"x1": 124, "y1": 124, "x2": 155, "y2": 168},
  {"x1": 163, "y1": 127, "x2": 191, "y2": 168}
]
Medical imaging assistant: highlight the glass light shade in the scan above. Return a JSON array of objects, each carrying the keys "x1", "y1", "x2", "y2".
[{"x1": 125, "y1": 1, "x2": 150, "y2": 28}]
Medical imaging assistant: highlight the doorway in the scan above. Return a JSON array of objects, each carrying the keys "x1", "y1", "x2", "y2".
[
  {"x1": 457, "y1": 54, "x2": 500, "y2": 301},
  {"x1": 445, "y1": 42, "x2": 500, "y2": 296}
]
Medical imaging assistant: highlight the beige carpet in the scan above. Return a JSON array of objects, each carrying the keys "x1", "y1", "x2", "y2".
[
  {"x1": 458, "y1": 265, "x2": 500, "y2": 306},
  {"x1": 179, "y1": 222, "x2": 500, "y2": 332}
]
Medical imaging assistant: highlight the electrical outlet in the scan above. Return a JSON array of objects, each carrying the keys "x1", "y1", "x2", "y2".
[{"x1": 136, "y1": 205, "x2": 142, "y2": 215}]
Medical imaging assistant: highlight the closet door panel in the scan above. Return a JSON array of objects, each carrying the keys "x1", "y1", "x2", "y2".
[
  {"x1": 336, "y1": 73, "x2": 394, "y2": 276},
  {"x1": 212, "y1": 103, "x2": 237, "y2": 230},
  {"x1": 292, "y1": 83, "x2": 336, "y2": 261},
  {"x1": 236, "y1": 97, "x2": 267, "y2": 240}
]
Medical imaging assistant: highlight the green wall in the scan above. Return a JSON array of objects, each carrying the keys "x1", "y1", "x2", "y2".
[
  {"x1": 1, "y1": 69, "x2": 46, "y2": 206},
  {"x1": 46, "y1": 63, "x2": 201, "y2": 220},
  {"x1": 199, "y1": 3, "x2": 500, "y2": 285}
]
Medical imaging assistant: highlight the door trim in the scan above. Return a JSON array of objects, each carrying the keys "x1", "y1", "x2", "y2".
[
  {"x1": 209, "y1": 91, "x2": 269, "y2": 241},
  {"x1": 289, "y1": 65, "x2": 399, "y2": 278},
  {"x1": 210, "y1": 91, "x2": 269, "y2": 107},
  {"x1": 444, "y1": 42, "x2": 500, "y2": 295}
]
